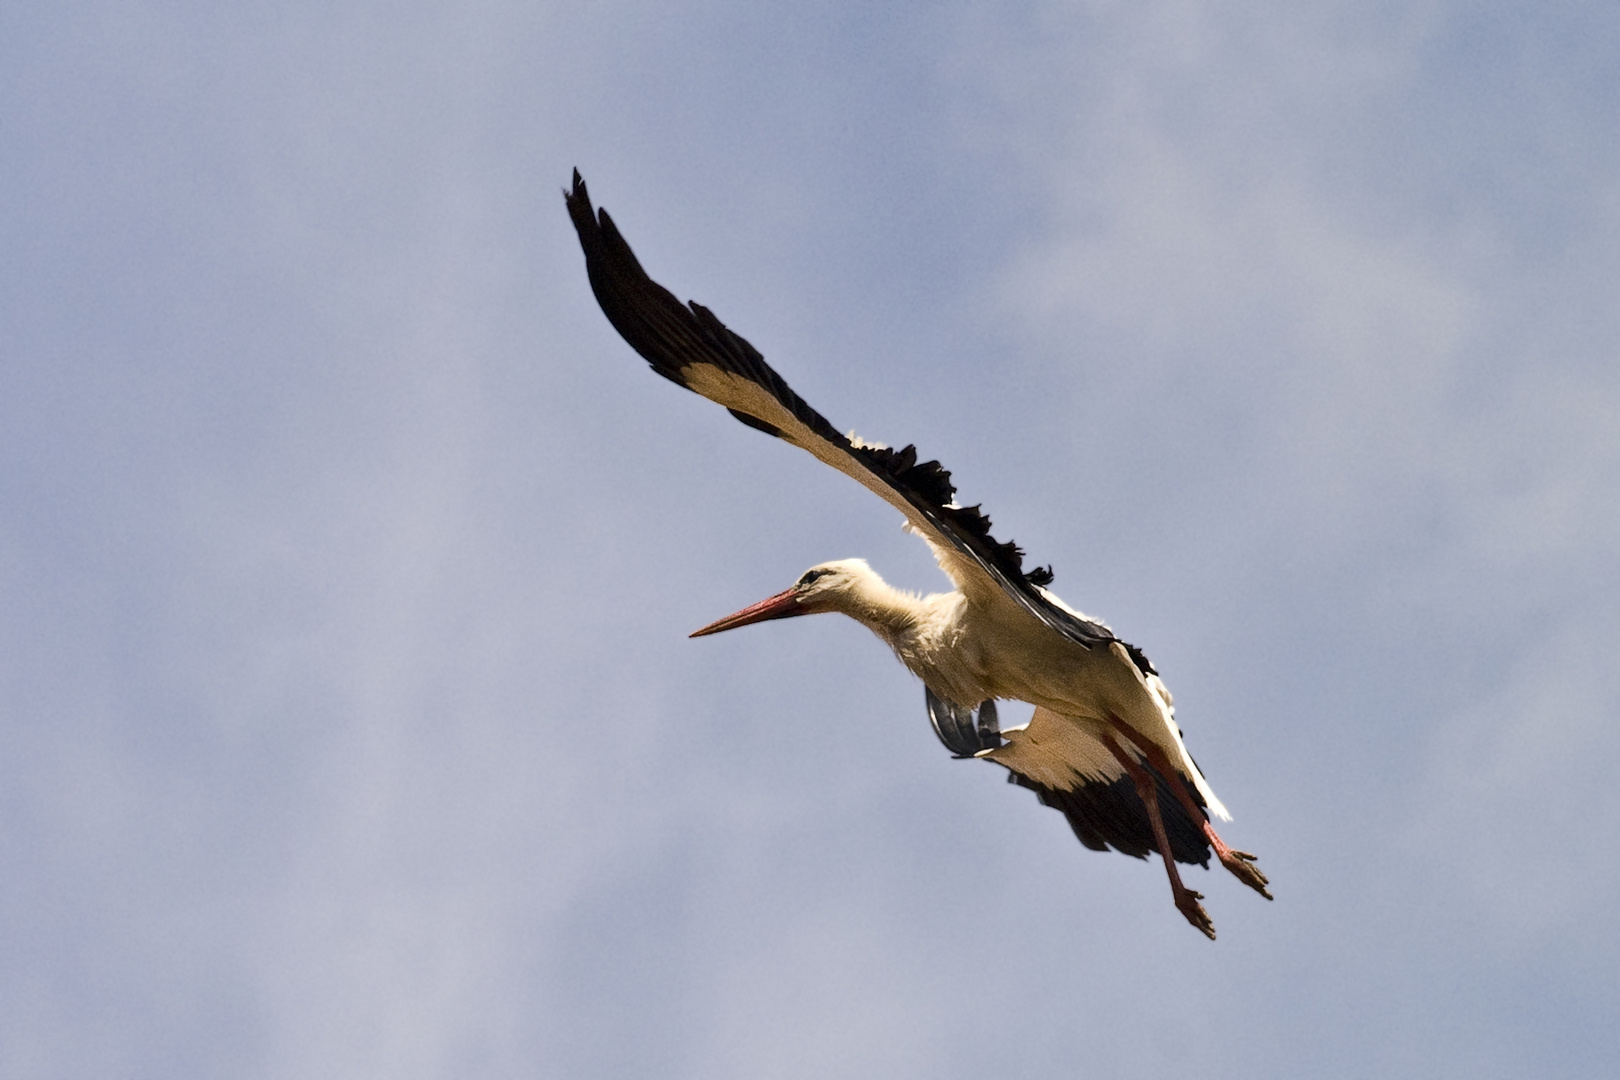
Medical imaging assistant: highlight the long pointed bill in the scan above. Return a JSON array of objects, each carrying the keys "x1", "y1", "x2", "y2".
[{"x1": 689, "y1": 587, "x2": 808, "y2": 638}]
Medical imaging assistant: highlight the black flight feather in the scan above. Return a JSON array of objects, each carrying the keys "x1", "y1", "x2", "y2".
[
  {"x1": 566, "y1": 170, "x2": 1154, "y2": 667},
  {"x1": 1007, "y1": 769, "x2": 1211, "y2": 866}
]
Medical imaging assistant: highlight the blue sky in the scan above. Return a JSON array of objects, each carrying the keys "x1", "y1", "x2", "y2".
[{"x1": 4, "y1": 2, "x2": 1619, "y2": 1077}]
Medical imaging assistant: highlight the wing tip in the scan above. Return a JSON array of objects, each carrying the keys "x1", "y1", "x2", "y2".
[{"x1": 565, "y1": 167, "x2": 595, "y2": 233}]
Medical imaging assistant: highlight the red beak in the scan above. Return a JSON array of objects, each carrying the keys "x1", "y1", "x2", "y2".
[{"x1": 689, "y1": 586, "x2": 808, "y2": 638}]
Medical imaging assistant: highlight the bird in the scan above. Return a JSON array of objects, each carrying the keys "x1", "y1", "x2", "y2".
[{"x1": 564, "y1": 169, "x2": 1270, "y2": 938}]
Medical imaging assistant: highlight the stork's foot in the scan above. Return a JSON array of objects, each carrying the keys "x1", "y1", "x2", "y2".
[
  {"x1": 1219, "y1": 849, "x2": 1273, "y2": 900},
  {"x1": 1175, "y1": 887, "x2": 1216, "y2": 940}
]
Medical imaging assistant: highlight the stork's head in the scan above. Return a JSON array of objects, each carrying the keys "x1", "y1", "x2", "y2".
[{"x1": 688, "y1": 559, "x2": 877, "y2": 637}]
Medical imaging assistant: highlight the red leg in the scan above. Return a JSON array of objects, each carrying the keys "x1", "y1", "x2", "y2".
[
  {"x1": 1106, "y1": 717, "x2": 1272, "y2": 900},
  {"x1": 1102, "y1": 734, "x2": 1216, "y2": 939}
]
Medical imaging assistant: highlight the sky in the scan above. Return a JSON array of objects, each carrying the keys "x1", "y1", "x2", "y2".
[{"x1": 3, "y1": 1, "x2": 1619, "y2": 1077}]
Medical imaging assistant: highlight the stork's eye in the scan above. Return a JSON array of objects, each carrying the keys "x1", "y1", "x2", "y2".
[{"x1": 797, "y1": 569, "x2": 829, "y2": 587}]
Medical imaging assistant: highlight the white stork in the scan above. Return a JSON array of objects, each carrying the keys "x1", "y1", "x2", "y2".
[{"x1": 565, "y1": 171, "x2": 1270, "y2": 938}]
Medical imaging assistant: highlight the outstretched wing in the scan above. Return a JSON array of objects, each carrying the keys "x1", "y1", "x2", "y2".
[{"x1": 565, "y1": 170, "x2": 1124, "y2": 655}]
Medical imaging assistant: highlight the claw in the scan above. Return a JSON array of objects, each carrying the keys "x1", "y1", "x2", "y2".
[
  {"x1": 1219, "y1": 849, "x2": 1272, "y2": 899},
  {"x1": 1176, "y1": 889, "x2": 1216, "y2": 940}
]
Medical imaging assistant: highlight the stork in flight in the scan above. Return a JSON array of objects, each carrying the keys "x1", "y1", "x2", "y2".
[{"x1": 564, "y1": 170, "x2": 1270, "y2": 938}]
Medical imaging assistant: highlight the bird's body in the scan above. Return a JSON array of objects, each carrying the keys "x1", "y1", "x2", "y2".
[
  {"x1": 737, "y1": 558, "x2": 1228, "y2": 817},
  {"x1": 565, "y1": 171, "x2": 1269, "y2": 937}
]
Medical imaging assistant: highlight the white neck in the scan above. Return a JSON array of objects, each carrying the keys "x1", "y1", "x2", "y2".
[{"x1": 836, "y1": 574, "x2": 928, "y2": 642}]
